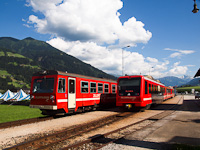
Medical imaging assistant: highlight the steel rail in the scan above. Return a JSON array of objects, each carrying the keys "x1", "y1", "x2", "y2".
[
  {"x1": 62, "y1": 96, "x2": 183, "y2": 150},
  {"x1": 4, "y1": 111, "x2": 134, "y2": 150}
]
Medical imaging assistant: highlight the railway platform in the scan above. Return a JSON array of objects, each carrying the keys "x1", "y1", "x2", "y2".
[{"x1": 101, "y1": 95, "x2": 200, "y2": 150}]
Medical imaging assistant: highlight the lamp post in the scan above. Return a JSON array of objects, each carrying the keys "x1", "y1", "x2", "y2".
[
  {"x1": 122, "y1": 45, "x2": 130, "y2": 76},
  {"x1": 149, "y1": 67, "x2": 154, "y2": 76},
  {"x1": 192, "y1": 0, "x2": 199, "y2": 13}
]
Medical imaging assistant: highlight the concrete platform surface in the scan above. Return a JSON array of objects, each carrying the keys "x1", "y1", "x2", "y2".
[{"x1": 101, "y1": 95, "x2": 200, "y2": 150}]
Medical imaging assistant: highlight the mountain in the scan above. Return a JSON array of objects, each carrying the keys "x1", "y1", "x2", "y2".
[
  {"x1": 180, "y1": 75, "x2": 193, "y2": 82},
  {"x1": 185, "y1": 77, "x2": 200, "y2": 86},
  {"x1": 158, "y1": 75, "x2": 200, "y2": 87},
  {"x1": 0, "y1": 37, "x2": 116, "y2": 91},
  {"x1": 0, "y1": 47, "x2": 41, "y2": 92},
  {"x1": 158, "y1": 76, "x2": 188, "y2": 87}
]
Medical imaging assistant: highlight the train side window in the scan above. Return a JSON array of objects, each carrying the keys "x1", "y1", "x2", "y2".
[
  {"x1": 58, "y1": 78, "x2": 66, "y2": 93},
  {"x1": 104, "y1": 84, "x2": 109, "y2": 93},
  {"x1": 69, "y1": 79, "x2": 75, "y2": 93},
  {"x1": 90, "y1": 82, "x2": 96, "y2": 93},
  {"x1": 81, "y1": 81, "x2": 88, "y2": 93},
  {"x1": 149, "y1": 84, "x2": 152, "y2": 93},
  {"x1": 145, "y1": 81, "x2": 148, "y2": 94},
  {"x1": 112, "y1": 85, "x2": 116, "y2": 93},
  {"x1": 153, "y1": 85, "x2": 155, "y2": 92},
  {"x1": 155, "y1": 86, "x2": 157, "y2": 93},
  {"x1": 98, "y1": 83, "x2": 103, "y2": 93}
]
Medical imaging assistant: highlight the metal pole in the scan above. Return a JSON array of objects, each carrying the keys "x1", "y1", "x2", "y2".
[
  {"x1": 122, "y1": 46, "x2": 130, "y2": 76},
  {"x1": 122, "y1": 48, "x2": 124, "y2": 76}
]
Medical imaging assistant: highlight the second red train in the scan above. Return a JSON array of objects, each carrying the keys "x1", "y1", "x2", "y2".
[{"x1": 116, "y1": 75, "x2": 175, "y2": 109}]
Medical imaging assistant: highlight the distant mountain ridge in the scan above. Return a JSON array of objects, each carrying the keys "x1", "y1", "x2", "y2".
[
  {"x1": 158, "y1": 75, "x2": 200, "y2": 87},
  {"x1": 0, "y1": 37, "x2": 116, "y2": 91},
  {"x1": 186, "y1": 77, "x2": 200, "y2": 86},
  {"x1": 180, "y1": 75, "x2": 193, "y2": 82},
  {"x1": 158, "y1": 76, "x2": 186, "y2": 87}
]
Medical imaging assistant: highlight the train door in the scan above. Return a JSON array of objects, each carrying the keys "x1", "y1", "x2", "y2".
[{"x1": 68, "y1": 77, "x2": 76, "y2": 109}]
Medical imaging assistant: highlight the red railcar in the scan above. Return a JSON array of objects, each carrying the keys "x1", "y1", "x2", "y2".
[
  {"x1": 30, "y1": 70, "x2": 117, "y2": 115},
  {"x1": 116, "y1": 75, "x2": 175, "y2": 109}
]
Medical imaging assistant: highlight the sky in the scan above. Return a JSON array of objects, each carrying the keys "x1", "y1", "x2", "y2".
[{"x1": 0, "y1": 0, "x2": 200, "y2": 78}]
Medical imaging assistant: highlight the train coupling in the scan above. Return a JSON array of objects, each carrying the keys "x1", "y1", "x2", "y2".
[{"x1": 125, "y1": 104, "x2": 132, "y2": 109}]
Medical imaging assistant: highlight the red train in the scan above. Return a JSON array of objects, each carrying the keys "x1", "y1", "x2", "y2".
[
  {"x1": 116, "y1": 75, "x2": 175, "y2": 109},
  {"x1": 30, "y1": 70, "x2": 117, "y2": 115}
]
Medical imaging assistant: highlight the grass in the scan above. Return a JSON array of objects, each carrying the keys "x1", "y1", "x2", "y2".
[
  {"x1": 8, "y1": 81, "x2": 30, "y2": 89},
  {"x1": 0, "y1": 70, "x2": 11, "y2": 76},
  {"x1": 0, "y1": 51, "x2": 5, "y2": 56},
  {"x1": 7, "y1": 52, "x2": 25, "y2": 58},
  {"x1": 176, "y1": 86, "x2": 200, "y2": 93},
  {"x1": 0, "y1": 104, "x2": 45, "y2": 123},
  {"x1": 8, "y1": 62, "x2": 18, "y2": 66}
]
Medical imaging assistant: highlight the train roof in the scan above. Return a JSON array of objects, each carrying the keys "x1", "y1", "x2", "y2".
[
  {"x1": 118, "y1": 75, "x2": 165, "y2": 87},
  {"x1": 33, "y1": 70, "x2": 117, "y2": 83}
]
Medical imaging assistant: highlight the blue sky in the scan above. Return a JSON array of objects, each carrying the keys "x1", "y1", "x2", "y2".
[{"x1": 0, "y1": 0, "x2": 199, "y2": 78}]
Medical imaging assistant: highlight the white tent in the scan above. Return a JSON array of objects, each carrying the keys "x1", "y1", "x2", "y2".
[
  {"x1": 19, "y1": 94, "x2": 30, "y2": 101},
  {"x1": 0, "y1": 90, "x2": 14, "y2": 101},
  {"x1": 7, "y1": 89, "x2": 27, "y2": 101}
]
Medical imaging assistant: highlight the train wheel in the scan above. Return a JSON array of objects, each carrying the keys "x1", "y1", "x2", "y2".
[
  {"x1": 140, "y1": 104, "x2": 151, "y2": 112},
  {"x1": 146, "y1": 104, "x2": 151, "y2": 109}
]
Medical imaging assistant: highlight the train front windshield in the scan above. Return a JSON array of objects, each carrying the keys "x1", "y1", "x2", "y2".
[
  {"x1": 118, "y1": 77, "x2": 141, "y2": 96},
  {"x1": 32, "y1": 78, "x2": 55, "y2": 93}
]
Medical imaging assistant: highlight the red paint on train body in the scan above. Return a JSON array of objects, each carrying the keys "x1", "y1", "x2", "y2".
[
  {"x1": 116, "y1": 75, "x2": 175, "y2": 109},
  {"x1": 30, "y1": 70, "x2": 117, "y2": 115}
]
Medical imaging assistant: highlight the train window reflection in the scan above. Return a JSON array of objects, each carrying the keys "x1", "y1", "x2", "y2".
[
  {"x1": 32, "y1": 78, "x2": 54, "y2": 93},
  {"x1": 58, "y1": 78, "x2": 66, "y2": 93},
  {"x1": 112, "y1": 85, "x2": 116, "y2": 93},
  {"x1": 98, "y1": 83, "x2": 103, "y2": 93},
  {"x1": 118, "y1": 78, "x2": 141, "y2": 96},
  {"x1": 104, "y1": 84, "x2": 109, "y2": 93},
  {"x1": 90, "y1": 82, "x2": 96, "y2": 93},
  {"x1": 81, "y1": 81, "x2": 88, "y2": 93}
]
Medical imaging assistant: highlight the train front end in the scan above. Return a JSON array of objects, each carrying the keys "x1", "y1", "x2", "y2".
[
  {"x1": 116, "y1": 75, "x2": 150, "y2": 109},
  {"x1": 29, "y1": 71, "x2": 60, "y2": 115}
]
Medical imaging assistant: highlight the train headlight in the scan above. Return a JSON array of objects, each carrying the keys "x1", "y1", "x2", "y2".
[
  {"x1": 125, "y1": 104, "x2": 132, "y2": 109},
  {"x1": 50, "y1": 95, "x2": 55, "y2": 103}
]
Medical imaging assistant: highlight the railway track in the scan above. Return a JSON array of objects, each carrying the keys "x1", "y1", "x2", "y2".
[
  {"x1": 4, "y1": 96, "x2": 183, "y2": 150},
  {"x1": 62, "y1": 96, "x2": 183, "y2": 150},
  {"x1": 4, "y1": 111, "x2": 134, "y2": 150}
]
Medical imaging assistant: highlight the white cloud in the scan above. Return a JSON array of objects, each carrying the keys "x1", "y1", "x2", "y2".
[
  {"x1": 164, "y1": 48, "x2": 195, "y2": 58},
  {"x1": 47, "y1": 38, "x2": 168, "y2": 76},
  {"x1": 170, "y1": 52, "x2": 181, "y2": 58},
  {"x1": 146, "y1": 57, "x2": 158, "y2": 63},
  {"x1": 27, "y1": 0, "x2": 191, "y2": 78},
  {"x1": 27, "y1": 0, "x2": 152, "y2": 47},
  {"x1": 168, "y1": 62, "x2": 188, "y2": 76}
]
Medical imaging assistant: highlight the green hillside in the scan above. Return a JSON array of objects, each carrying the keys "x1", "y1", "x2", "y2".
[
  {"x1": 0, "y1": 47, "x2": 40, "y2": 92},
  {"x1": 0, "y1": 37, "x2": 116, "y2": 92}
]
